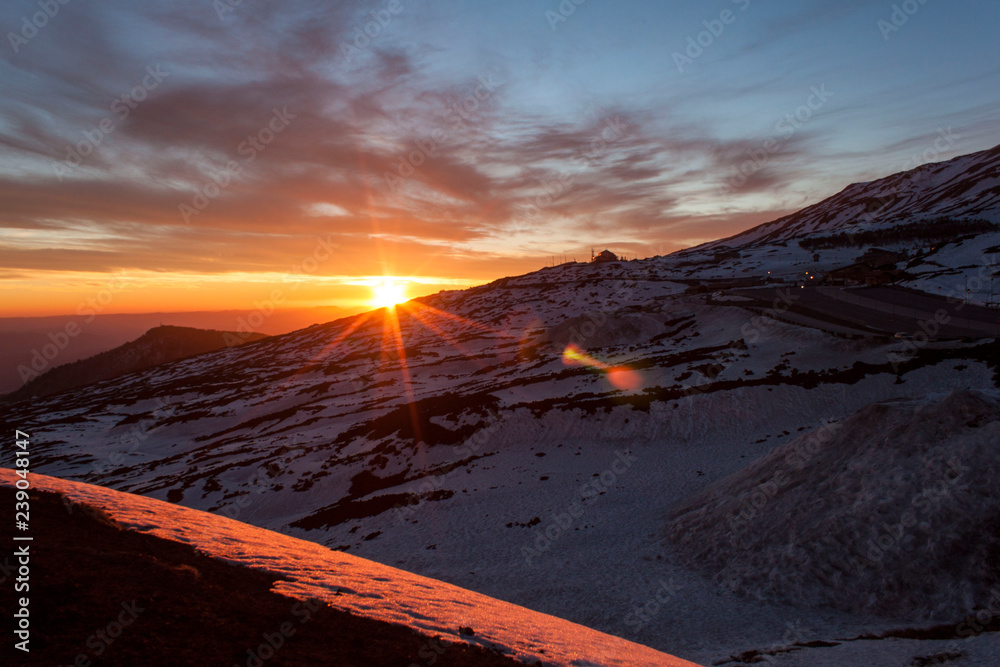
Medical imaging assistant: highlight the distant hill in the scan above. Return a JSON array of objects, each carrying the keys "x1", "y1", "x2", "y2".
[
  {"x1": 3, "y1": 325, "x2": 268, "y2": 401},
  {"x1": 0, "y1": 306, "x2": 360, "y2": 395}
]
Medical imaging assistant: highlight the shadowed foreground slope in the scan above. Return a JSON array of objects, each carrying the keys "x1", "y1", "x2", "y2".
[
  {"x1": 0, "y1": 488, "x2": 526, "y2": 667},
  {"x1": 0, "y1": 472, "x2": 699, "y2": 667}
]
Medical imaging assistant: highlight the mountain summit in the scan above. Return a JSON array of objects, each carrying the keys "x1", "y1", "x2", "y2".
[{"x1": 701, "y1": 142, "x2": 1000, "y2": 250}]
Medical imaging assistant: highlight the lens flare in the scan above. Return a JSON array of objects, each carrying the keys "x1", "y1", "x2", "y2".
[
  {"x1": 562, "y1": 344, "x2": 642, "y2": 391},
  {"x1": 562, "y1": 344, "x2": 592, "y2": 366},
  {"x1": 606, "y1": 367, "x2": 642, "y2": 391}
]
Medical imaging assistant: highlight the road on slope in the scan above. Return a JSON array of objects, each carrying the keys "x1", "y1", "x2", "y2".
[{"x1": 727, "y1": 285, "x2": 1000, "y2": 339}]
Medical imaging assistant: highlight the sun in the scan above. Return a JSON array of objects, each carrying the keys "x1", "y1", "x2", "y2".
[{"x1": 370, "y1": 279, "x2": 408, "y2": 309}]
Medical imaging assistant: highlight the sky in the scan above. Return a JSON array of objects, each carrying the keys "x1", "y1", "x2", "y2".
[{"x1": 1, "y1": 0, "x2": 998, "y2": 315}]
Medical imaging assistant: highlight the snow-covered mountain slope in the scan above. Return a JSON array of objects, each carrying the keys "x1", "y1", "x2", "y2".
[
  {"x1": 670, "y1": 144, "x2": 1000, "y2": 300},
  {"x1": 7, "y1": 143, "x2": 1000, "y2": 664},
  {"x1": 702, "y1": 143, "x2": 1000, "y2": 249},
  {"x1": 9, "y1": 256, "x2": 1000, "y2": 663},
  {"x1": 0, "y1": 469, "x2": 696, "y2": 667}
]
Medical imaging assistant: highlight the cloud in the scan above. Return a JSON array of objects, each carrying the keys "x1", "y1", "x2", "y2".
[
  {"x1": 6, "y1": 0, "x2": 989, "y2": 293},
  {"x1": 0, "y1": 76, "x2": 825, "y2": 278}
]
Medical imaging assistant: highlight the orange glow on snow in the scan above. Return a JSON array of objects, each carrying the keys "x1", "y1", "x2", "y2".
[{"x1": 408, "y1": 301, "x2": 503, "y2": 337}]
